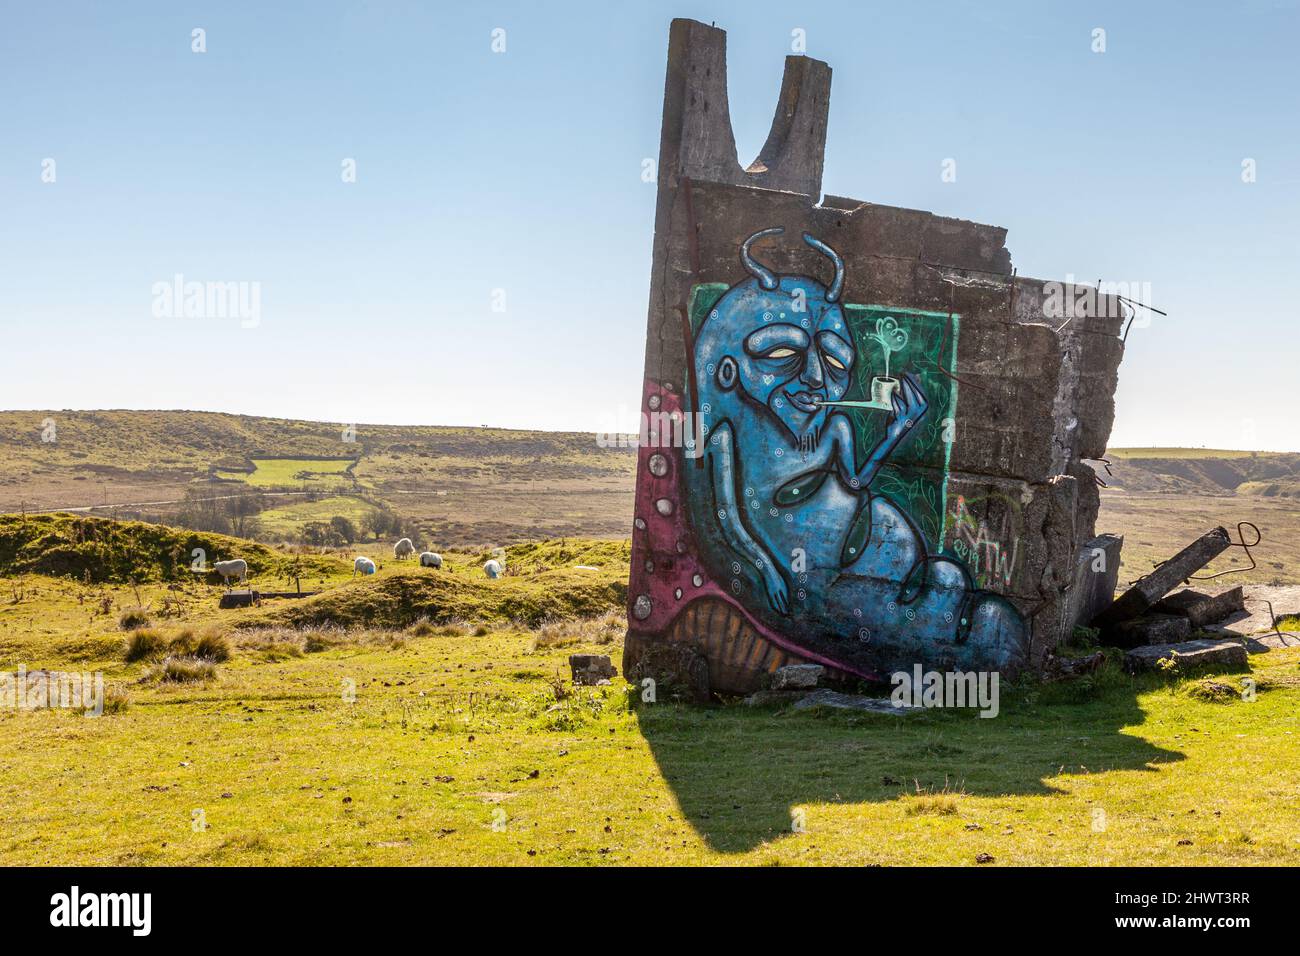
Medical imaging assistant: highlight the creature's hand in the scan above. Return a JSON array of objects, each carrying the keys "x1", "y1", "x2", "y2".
[
  {"x1": 887, "y1": 373, "x2": 929, "y2": 441},
  {"x1": 760, "y1": 562, "x2": 791, "y2": 615}
]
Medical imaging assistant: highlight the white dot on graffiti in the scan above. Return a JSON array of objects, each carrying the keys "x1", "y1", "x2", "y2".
[
  {"x1": 692, "y1": 574, "x2": 703, "y2": 587},
  {"x1": 648, "y1": 453, "x2": 668, "y2": 477}
]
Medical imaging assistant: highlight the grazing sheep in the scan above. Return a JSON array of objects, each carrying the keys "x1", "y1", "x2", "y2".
[
  {"x1": 393, "y1": 538, "x2": 416, "y2": 560},
  {"x1": 483, "y1": 559, "x2": 503, "y2": 579},
  {"x1": 354, "y1": 556, "x2": 376, "y2": 577},
  {"x1": 213, "y1": 558, "x2": 248, "y2": 587},
  {"x1": 419, "y1": 551, "x2": 442, "y2": 569}
]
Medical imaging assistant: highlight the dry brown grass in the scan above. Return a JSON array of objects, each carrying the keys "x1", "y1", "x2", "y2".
[{"x1": 527, "y1": 608, "x2": 624, "y2": 653}]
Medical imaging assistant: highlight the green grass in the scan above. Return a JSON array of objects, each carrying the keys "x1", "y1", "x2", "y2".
[
  {"x1": 215, "y1": 457, "x2": 357, "y2": 489},
  {"x1": 1, "y1": 601, "x2": 1297, "y2": 865},
  {"x1": 253, "y1": 495, "x2": 381, "y2": 541},
  {"x1": 0, "y1": 513, "x2": 346, "y2": 583},
  {"x1": 1, "y1": 516, "x2": 1297, "y2": 866}
]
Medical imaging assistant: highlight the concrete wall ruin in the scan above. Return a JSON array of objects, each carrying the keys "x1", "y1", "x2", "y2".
[{"x1": 623, "y1": 19, "x2": 1125, "y2": 696}]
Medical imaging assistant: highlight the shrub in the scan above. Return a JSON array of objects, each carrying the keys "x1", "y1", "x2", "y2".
[
  {"x1": 193, "y1": 632, "x2": 231, "y2": 662},
  {"x1": 100, "y1": 685, "x2": 131, "y2": 714},
  {"x1": 303, "y1": 633, "x2": 341, "y2": 653},
  {"x1": 168, "y1": 628, "x2": 197, "y2": 656},
  {"x1": 153, "y1": 657, "x2": 217, "y2": 683},
  {"x1": 118, "y1": 607, "x2": 152, "y2": 631},
  {"x1": 408, "y1": 620, "x2": 437, "y2": 637},
  {"x1": 528, "y1": 609, "x2": 624, "y2": 652},
  {"x1": 123, "y1": 629, "x2": 167, "y2": 662}
]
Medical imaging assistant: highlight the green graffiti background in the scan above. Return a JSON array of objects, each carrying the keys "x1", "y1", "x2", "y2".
[{"x1": 688, "y1": 285, "x2": 959, "y2": 551}]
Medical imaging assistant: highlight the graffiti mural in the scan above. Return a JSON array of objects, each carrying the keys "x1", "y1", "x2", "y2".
[{"x1": 630, "y1": 228, "x2": 1026, "y2": 680}]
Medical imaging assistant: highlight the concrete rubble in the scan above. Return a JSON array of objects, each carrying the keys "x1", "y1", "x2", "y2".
[
  {"x1": 791, "y1": 689, "x2": 916, "y2": 715},
  {"x1": 1124, "y1": 639, "x2": 1248, "y2": 674},
  {"x1": 569, "y1": 654, "x2": 617, "y2": 686},
  {"x1": 1094, "y1": 527, "x2": 1231, "y2": 638}
]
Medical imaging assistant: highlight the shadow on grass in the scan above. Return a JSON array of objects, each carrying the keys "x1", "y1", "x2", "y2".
[{"x1": 634, "y1": 672, "x2": 1184, "y2": 854}]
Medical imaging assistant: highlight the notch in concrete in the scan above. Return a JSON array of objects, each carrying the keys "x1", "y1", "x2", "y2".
[{"x1": 658, "y1": 18, "x2": 831, "y2": 198}]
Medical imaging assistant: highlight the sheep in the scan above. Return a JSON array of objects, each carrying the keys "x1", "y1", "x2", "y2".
[
  {"x1": 419, "y1": 551, "x2": 442, "y2": 569},
  {"x1": 354, "y1": 556, "x2": 376, "y2": 577},
  {"x1": 213, "y1": 558, "x2": 248, "y2": 587},
  {"x1": 393, "y1": 538, "x2": 416, "y2": 560},
  {"x1": 483, "y1": 559, "x2": 503, "y2": 579}
]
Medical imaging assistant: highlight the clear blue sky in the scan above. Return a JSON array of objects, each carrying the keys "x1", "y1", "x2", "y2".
[{"x1": 2, "y1": 0, "x2": 1297, "y2": 450}]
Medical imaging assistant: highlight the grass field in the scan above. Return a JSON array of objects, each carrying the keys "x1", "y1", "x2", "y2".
[
  {"x1": 215, "y1": 457, "x2": 358, "y2": 489},
  {"x1": 1, "y1": 416, "x2": 1298, "y2": 866},
  {"x1": 0, "y1": 523, "x2": 1297, "y2": 866},
  {"x1": 2, "y1": 603, "x2": 1297, "y2": 865},
  {"x1": 253, "y1": 495, "x2": 380, "y2": 541}
]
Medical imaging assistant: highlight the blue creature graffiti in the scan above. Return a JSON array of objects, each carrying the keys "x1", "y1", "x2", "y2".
[{"x1": 685, "y1": 228, "x2": 1025, "y2": 675}]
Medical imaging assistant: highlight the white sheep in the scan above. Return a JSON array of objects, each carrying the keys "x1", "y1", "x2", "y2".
[
  {"x1": 419, "y1": 552, "x2": 442, "y2": 569},
  {"x1": 354, "y1": 556, "x2": 377, "y2": 577},
  {"x1": 483, "y1": 559, "x2": 503, "y2": 579},
  {"x1": 213, "y1": 558, "x2": 248, "y2": 587},
  {"x1": 393, "y1": 538, "x2": 416, "y2": 560}
]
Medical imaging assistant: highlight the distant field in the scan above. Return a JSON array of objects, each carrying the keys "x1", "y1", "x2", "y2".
[
  {"x1": 1096, "y1": 492, "x2": 1300, "y2": 587},
  {"x1": 1106, "y1": 448, "x2": 1261, "y2": 460},
  {"x1": 0, "y1": 410, "x2": 1295, "y2": 560},
  {"x1": 253, "y1": 495, "x2": 380, "y2": 541},
  {"x1": 0, "y1": 410, "x2": 635, "y2": 549},
  {"x1": 215, "y1": 457, "x2": 358, "y2": 489}
]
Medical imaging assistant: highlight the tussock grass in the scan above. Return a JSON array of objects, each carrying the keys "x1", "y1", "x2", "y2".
[
  {"x1": 117, "y1": 607, "x2": 152, "y2": 631},
  {"x1": 527, "y1": 608, "x2": 624, "y2": 652},
  {"x1": 100, "y1": 684, "x2": 131, "y2": 714},
  {"x1": 904, "y1": 781, "x2": 966, "y2": 816},
  {"x1": 150, "y1": 656, "x2": 217, "y2": 684},
  {"x1": 123, "y1": 629, "x2": 167, "y2": 662}
]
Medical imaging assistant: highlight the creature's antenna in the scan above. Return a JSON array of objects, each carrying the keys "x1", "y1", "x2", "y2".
[
  {"x1": 802, "y1": 233, "x2": 844, "y2": 302},
  {"x1": 740, "y1": 227, "x2": 783, "y2": 290}
]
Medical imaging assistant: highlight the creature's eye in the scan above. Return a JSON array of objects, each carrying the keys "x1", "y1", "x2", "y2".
[
  {"x1": 764, "y1": 347, "x2": 798, "y2": 359},
  {"x1": 823, "y1": 352, "x2": 847, "y2": 371}
]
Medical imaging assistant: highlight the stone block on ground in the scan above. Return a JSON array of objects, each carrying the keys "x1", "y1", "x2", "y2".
[
  {"x1": 569, "y1": 654, "x2": 617, "y2": 686},
  {"x1": 744, "y1": 689, "x2": 813, "y2": 707},
  {"x1": 1154, "y1": 586, "x2": 1246, "y2": 629},
  {"x1": 769, "y1": 663, "x2": 824, "y2": 690},
  {"x1": 1065, "y1": 534, "x2": 1123, "y2": 632},
  {"x1": 1115, "y1": 612, "x2": 1192, "y2": 648},
  {"x1": 1043, "y1": 651, "x2": 1106, "y2": 681},
  {"x1": 1094, "y1": 527, "x2": 1231, "y2": 629},
  {"x1": 1124, "y1": 639, "x2": 1248, "y2": 674},
  {"x1": 791, "y1": 689, "x2": 915, "y2": 715},
  {"x1": 218, "y1": 590, "x2": 260, "y2": 609}
]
